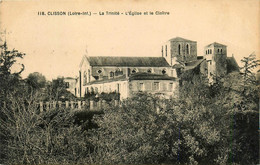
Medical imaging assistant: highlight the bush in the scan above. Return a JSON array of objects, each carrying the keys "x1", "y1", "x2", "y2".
[{"x1": 0, "y1": 91, "x2": 93, "y2": 164}]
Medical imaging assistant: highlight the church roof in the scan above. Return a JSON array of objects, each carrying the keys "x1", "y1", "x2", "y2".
[
  {"x1": 86, "y1": 56, "x2": 170, "y2": 67},
  {"x1": 168, "y1": 37, "x2": 196, "y2": 42},
  {"x1": 205, "y1": 42, "x2": 227, "y2": 47}
]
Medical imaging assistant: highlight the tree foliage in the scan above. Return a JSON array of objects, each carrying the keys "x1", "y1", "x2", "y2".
[
  {"x1": 0, "y1": 41, "x2": 25, "y2": 101},
  {"x1": 26, "y1": 72, "x2": 47, "y2": 90}
]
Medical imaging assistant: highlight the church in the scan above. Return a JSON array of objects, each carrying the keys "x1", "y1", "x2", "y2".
[{"x1": 70, "y1": 37, "x2": 239, "y2": 99}]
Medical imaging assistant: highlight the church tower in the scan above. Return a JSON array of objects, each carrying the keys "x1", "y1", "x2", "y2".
[
  {"x1": 204, "y1": 42, "x2": 227, "y2": 83},
  {"x1": 162, "y1": 37, "x2": 197, "y2": 66}
]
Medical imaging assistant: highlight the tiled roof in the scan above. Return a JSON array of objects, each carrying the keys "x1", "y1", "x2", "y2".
[
  {"x1": 205, "y1": 42, "x2": 226, "y2": 47},
  {"x1": 168, "y1": 37, "x2": 196, "y2": 42},
  {"x1": 87, "y1": 56, "x2": 170, "y2": 67},
  {"x1": 87, "y1": 75, "x2": 127, "y2": 85},
  {"x1": 184, "y1": 59, "x2": 205, "y2": 71},
  {"x1": 129, "y1": 72, "x2": 177, "y2": 81}
]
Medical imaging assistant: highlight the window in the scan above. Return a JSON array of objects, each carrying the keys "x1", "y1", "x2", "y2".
[
  {"x1": 83, "y1": 71, "x2": 87, "y2": 85},
  {"x1": 186, "y1": 44, "x2": 189, "y2": 54},
  {"x1": 65, "y1": 82, "x2": 69, "y2": 88},
  {"x1": 169, "y1": 83, "x2": 173, "y2": 91},
  {"x1": 115, "y1": 68, "x2": 123, "y2": 76},
  {"x1": 206, "y1": 50, "x2": 207, "y2": 55},
  {"x1": 161, "y1": 46, "x2": 164, "y2": 57},
  {"x1": 162, "y1": 69, "x2": 166, "y2": 75},
  {"x1": 165, "y1": 45, "x2": 167, "y2": 57},
  {"x1": 132, "y1": 68, "x2": 137, "y2": 74},
  {"x1": 88, "y1": 69, "x2": 90, "y2": 82},
  {"x1": 139, "y1": 83, "x2": 144, "y2": 91},
  {"x1": 217, "y1": 49, "x2": 219, "y2": 53},
  {"x1": 97, "y1": 69, "x2": 102, "y2": 74},
  {"x1": 153, "y1": 82, "x2": 160, "y2": 91},
  {"x1": 221, "y1": 49, "x2": 223, "y2": 54},
  {"x1": 110, "y1": 71, "x2": 114, "y2": 78},
  {"x1": 178, "y1": 44, "x2": 181, "y2": 55},
  {"x1": 210, "y1": 49, "x2": 212, "y2": 54}
]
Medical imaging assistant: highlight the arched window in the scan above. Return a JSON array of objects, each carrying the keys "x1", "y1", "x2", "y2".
[
  {"x1": 186, "y1": 44, "x2": 189, "y2": 55},
  {"x1": 217, "y1": 49, "x2": 219, "y2": 53},
  {"x1": 161, "y1": 46, "x2": 164, "y2": 57},
  {"x1": 178, "y1": 44, "x2": 181, "y2": 55},
  {"x1": 165, "y1": 45, "x2": 167, "y2": 57},
  {"x1": 210, "y1": 49, "x2": 212, "y2": 54},
  {"x1": 88, "y1": 69, "x2": 90, "y2": 82},
  {"x1": 220, "y1": 49, "x2": 223, "y2": 54},
  {"x1": 206, "y1": 50, "x2": 207, "y2": 55}
]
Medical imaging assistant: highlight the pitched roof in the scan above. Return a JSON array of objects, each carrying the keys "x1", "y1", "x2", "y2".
[
  {"x1": 168, "y1": 37, "x2": 196, "y2": 42},
  {"x1": 129, "y1": 72, "x2": 177, "y2": 81},
  {"x1": 86, "y1": 56, "x2": 170, "y2": 67},
  {"x1": 184, "y1": 59, "x2": 205, "y2": 71},
  {"x1": 226, "y1": 56, "x2": 240, "y2": 73},
  {"x1": 205, "y1": 42, "x2": 227, "y2": 47},
  {"x1": 87, "y1": 75, "x2": 127, "y2": 85}
]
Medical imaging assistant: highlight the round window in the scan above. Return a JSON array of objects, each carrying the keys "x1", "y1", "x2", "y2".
[
  {"x1": 97, "y1": 69, "x2": 102, "y2": 74},
  {"x1": 162, "y1": 69, "x2": 166, "y2": 74}
]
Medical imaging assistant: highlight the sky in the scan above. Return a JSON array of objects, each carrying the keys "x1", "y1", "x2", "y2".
[{"x1": 0, "y1": 0, "x2": 259, "y2": 80}]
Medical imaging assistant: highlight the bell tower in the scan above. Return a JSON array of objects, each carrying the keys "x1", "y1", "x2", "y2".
[
  {"x1": 162, "y1": 37, "x2": 197, "y2": 66},
  {"x1": 204, "y1": 42, "x2": 227, "y2": 83}
]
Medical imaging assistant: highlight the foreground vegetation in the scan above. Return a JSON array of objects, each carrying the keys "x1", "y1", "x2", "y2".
[{"x1": 0, "y1": 42, "x2": 259, "y2": 164}]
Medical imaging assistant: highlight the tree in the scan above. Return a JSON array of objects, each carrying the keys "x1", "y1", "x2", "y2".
[
  {"x1": 0, "y1": 41, "x2": 25, "y2": 101},
  {"x1": 26, "y1": 72, "x2": 47, "y2": 90},
  {"x1": 240, "y1": 52, "x2": 260, "y2": 84},
  {"x1": 45, "y1": 77, "x2": 76, "y2": 101},
  {"x1": 89, "y1": 93, "x2": 180, "y2": 164}
]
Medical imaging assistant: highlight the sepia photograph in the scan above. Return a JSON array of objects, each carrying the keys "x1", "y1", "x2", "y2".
[{"x1": 0, "y1": 0, "x2": 259, "y2": 164}]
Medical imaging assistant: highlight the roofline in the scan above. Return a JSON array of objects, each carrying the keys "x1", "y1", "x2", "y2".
[
  {"x1": 86, "y1": 56, "x2": 170, "y2": 67},
  {"x1": 168, "y1": 37, "x2": 197, "y2": 42},
  {"x1": 205, "y1": 42, "x2": 227, "y2": 48}
]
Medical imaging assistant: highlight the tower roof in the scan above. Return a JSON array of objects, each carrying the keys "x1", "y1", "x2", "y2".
[
  {"x1": 205, "y1": 42, "x2": 227, "y2": 47},
  {"x1": 168, "y1": 37, "x2": 196, "y2": 42}
]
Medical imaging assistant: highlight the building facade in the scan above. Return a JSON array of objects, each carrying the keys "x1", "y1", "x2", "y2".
[{"x1": 75, "y1": 37, "x2": 239, "y2": 99}]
